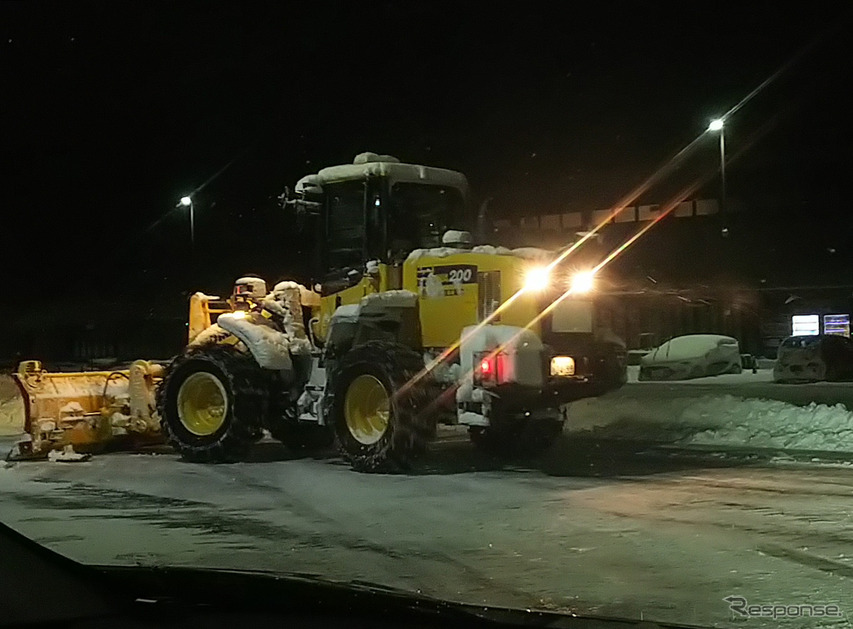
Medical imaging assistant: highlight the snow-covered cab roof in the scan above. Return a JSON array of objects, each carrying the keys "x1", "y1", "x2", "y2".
[{"x1": 295, "y1": 152, "x2": 469, "y2": 195}]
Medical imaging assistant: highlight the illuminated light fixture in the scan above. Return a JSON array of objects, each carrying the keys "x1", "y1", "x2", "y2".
[
  {"x1": 708, "y1": 118, "x2": 724, "y2": 132},
  {"x1": 179, "y1": 196, "x2": 192, "y2": 207},
  {"x1": 474, "y1": 352, "x2": 499, "y2": 386},
  {"x1": 570, "y1": 270, "x2": 595, "y2": 294},
  {"x1": 791, "y1": 314, "x2": 819, "y2": 336},
  {"x1": 550, "y1": 355, "x2": 575, "y2": 377},
  {"x1": 524, "y1": 267, "x2": 550, "y2": 292}
]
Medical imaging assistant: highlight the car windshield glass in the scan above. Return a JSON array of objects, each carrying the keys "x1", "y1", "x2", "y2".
[{"x1": 781, "y1": 335, "x2": 821, "y2": 349}]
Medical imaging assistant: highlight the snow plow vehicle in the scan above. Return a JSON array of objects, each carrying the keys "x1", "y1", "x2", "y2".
[
  {"x1": 11, "y1": 153, "x2": 628, "y2": 472},
  {"x1": 155, "y1": 153, "x2": 627, "y2": 471}
]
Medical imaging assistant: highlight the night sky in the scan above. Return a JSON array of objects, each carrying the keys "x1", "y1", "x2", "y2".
[{"x1": 2, "y1": 1, "x2": 851, "y2": 315}]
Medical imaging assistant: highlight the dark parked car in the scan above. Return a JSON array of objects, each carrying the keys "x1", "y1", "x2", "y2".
[{"x1": 773, "y1": 334, "x2": 853, "y2": 383}]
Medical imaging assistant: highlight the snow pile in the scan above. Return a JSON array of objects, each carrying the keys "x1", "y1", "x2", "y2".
[
  {"x1": 569, "y1": 392, "x2": 853, "y2": 452},
  {"x1": 683, "y1": 396, "x2": 853, "y2": 451}
]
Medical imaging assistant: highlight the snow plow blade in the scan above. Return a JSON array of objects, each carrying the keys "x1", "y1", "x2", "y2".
[{"x1": 7, "y1": 360, "x2": 165, "y2": 461}]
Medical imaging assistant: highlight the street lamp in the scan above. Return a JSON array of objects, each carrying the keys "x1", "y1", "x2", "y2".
[
  {"x1": 178, "y1": 195, "x2": 194, "y2": 246},
  {"x1": 708, "y1": 118, "x2": 726, "y2": 222}
]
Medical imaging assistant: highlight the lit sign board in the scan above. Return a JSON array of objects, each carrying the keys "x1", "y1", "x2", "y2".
[
  {"x1": 824, "y1": 314, "x2": 850, "y2": 337},
  {"x1": 792, "y1": 314, "x2": 819, "y2": 336}
]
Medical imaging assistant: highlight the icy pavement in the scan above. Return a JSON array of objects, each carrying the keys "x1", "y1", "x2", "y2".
[
  {"x1": 1, "y1": 432, "x2": 852, "y2": 628},
  {"x1": 2, "y1": 373, "x2": 853, "y2": 627}
]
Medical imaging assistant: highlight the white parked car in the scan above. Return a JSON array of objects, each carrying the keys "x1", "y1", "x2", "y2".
[{"x1": 639, "y1": 334, "x2": 742, "y2": 381}]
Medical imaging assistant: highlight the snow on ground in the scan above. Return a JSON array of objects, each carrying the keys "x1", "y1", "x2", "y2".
[
  {"x1": 569, "y1": 389, "x2": 853, "y2": 453},
  {"x1": 683, "y1": 396, "x2": 853, "y2": 451},
  {"x1": 2, "y1": 434, "x2": 853, "y2": 628}
]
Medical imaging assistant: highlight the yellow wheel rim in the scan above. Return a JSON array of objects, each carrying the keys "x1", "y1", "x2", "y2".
[
  {"x1": 177, "y1": 372, "x2": 229, "y2": 436},
  {"x1": 344, "y1": 374, "x2": 390, "y2": 445}
]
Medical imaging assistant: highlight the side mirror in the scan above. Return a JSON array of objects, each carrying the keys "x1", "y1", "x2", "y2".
[{"x1": 281, "y1": 181, "x2": 324, "y2": 232}]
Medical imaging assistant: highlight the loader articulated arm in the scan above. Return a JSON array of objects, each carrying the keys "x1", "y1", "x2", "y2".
[{"x1": 188, "y1": 293, "x2": 232, "y2": 344}]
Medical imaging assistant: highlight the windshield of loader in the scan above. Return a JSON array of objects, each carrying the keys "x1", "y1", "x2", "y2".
[
  {"x1": 326, "y1": 179, "x2": 366, "y2": 270},
  {"x1": 388, "y1": 182, "x2": 466, "y2": 252}
]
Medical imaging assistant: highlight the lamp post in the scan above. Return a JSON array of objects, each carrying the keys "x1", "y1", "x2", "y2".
[
  {"x1": 179, "y1": 195, "x2": 194, "y2": 246},
  {"x1": 708, "y1": 118, "x2": 726, "y2": 221}
]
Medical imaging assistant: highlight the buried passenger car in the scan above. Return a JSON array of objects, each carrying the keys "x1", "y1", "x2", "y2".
[{"x1": 638, "y1": 334, "x2": 742, "y2": 381}]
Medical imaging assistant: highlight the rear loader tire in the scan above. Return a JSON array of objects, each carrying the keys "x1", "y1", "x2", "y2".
[
  {"x1": 157, "y1": 346, "x2": 266, "y2": 463},
  {"x1": 329, "y1": 340, "x2": 437, "y2": 473}
]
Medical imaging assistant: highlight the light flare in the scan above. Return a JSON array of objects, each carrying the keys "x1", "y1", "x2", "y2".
[{"x1": 395, "y1": 29, "x2": 816, "y2": 401}]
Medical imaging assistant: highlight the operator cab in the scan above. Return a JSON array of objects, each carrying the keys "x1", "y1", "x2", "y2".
[{"x1": 291, "y1": 152, "x2": 472, "y2": 290}]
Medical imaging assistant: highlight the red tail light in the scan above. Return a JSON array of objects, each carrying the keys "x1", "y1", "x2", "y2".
[{"x1": 474, "y1": 352, "x2": 499, "y2": 387}]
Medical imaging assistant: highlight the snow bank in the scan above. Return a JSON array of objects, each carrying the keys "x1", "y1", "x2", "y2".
[
  {"x1": 569, "y1": 393, "x2": 853, "y2": 452},
  {"x1": 683, "y1": 396, "x2": 853, "y2": 451}
]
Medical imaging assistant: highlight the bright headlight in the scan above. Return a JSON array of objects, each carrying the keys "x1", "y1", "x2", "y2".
[
  {"x1": 570, "y1": 270, "x2": 595, "y2": 294},
  {"x1": 524, "y1": 267, "x2": 550, "y2": 291}
]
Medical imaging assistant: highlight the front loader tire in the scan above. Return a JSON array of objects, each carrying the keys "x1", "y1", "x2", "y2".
[
  {"x1": 329, "y1": 340, "x2": 437, "y2": 473},
  {"x1": 157, "y1": 346, "x2": 266, "y2": 463}
]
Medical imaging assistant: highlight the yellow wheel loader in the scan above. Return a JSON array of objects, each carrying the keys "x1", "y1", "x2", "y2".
[{"x1": 155, "y1": 153, "x2": 628, "y2": 471}]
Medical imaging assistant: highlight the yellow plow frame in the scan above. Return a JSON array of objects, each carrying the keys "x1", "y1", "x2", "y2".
[{"x1": 9, "y1": 359, "x2": 164, "y2": 460}]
